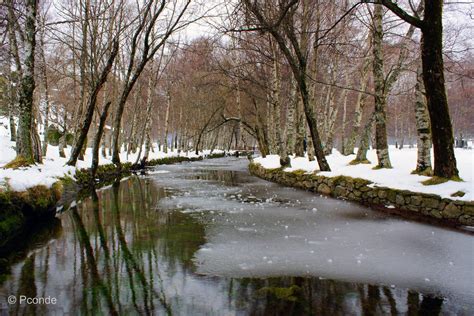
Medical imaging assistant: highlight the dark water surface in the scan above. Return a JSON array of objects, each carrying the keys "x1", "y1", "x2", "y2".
[{"x1": 0, "y1": 157, "x2": 473, "y2": 315}]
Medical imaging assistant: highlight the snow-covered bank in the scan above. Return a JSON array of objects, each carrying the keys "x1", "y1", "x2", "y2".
[
  {"x1": 0, "y1": 117, "x2": 223, "y2": 192},
  {"x1": 253, "y1": 147, "x2": 473, "y2": 201}
]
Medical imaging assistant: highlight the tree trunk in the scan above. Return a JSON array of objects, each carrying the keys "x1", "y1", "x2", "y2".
[
  {"x1": 91, "y1": 102, "x2": 112, "y2": 178},
  {"x1": 163, "y1": 89, "x2": 171, "y2": 153},
  {"x1": 294, "y1": 95, "x2": 305, "y2": 157},
  {"x1": 372, "y1": 4, "x2": 392, "y2": 168},
  {"x1": 15, "y1": 0, "x2": 37, "y2": 164},
  {"x1": 265, "y1": 92, "x2": 275, "y2": 154},
  {"x1": 135, "y1": 76, "x2": 155, "y2": 165},
  {"x1": 269, "y1": 39, "x2": 289, "y2": 166},
  {"x1": 67, "y1": 40, "x2": 119, "y2": 166},
  {"x1": 39, "y1": 25, "x2": 51, "y2": 156},
  {"x1": 286, "y1": 78, "x2": 297, "y2": 155},
  {"x1": 378, "y1": 0, "x2": 458, "y2": 178},
  {"x1": 353, "y1": 112, "x2": 376, "y2": 164},
  {"x1": 300, "y1": 76, "x2": 331, "y2": 171},
  {"x1": 420, "y1": 0, "x2": 458, "y2": 178},
  {"x1": 71, "y1": 0, "x2": 90, "y2": 162},
  {"x1": 306, "y1": 123, "x2": 315, "y2": 161},
  {"x1": 344, "y1": 56, "x2": 371, "y2": 155},
  {"x1": 414, "y1": 63, "x2": 432, "y2": 174}
]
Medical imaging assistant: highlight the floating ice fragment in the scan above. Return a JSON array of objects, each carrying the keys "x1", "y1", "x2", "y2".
[
  {"x1": 424, "y1": 278, "x2": 430, "y2": 282},
  {"x1": 327, "y1": 259, "x2": 333, "y2": 263}
]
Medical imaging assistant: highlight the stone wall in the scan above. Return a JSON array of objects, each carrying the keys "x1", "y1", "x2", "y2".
[{"x1": 249, "y1": 162, "x2": 474, "y2": 227}]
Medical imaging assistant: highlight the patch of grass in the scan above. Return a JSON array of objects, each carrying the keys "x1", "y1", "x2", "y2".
[
  {"x1": 421, "y1": 175, "x2": 462, "y2": 186},
  {"x1": 422, "y1": 177, "x2": 448, "y2": 186},
  {"x1": 206, "y1": 152, "x2": 226, "y2": 159},
  {"x1": 147, "y1": 156, "x2": 202, "y2": 166},
  {"x1": 372, "y1": 165, "x2": 393, "y2": 170},
  {"x1": 451, "y1": 191, "x2": 465, "y2": 197},
  {"x1": 290, "y1": 170, "x2": 307, "y2": 176},
  {"x1": 349, "y1": 159, "x2": 371, "y2": 165},
  {"x1": 411, "y1": 167, "x2": 433, "y2": 176},
  {"x1": 3, "y1": 156, "x2": 34, "y2": 169}
]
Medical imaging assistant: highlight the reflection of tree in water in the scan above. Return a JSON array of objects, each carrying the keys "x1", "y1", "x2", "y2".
[
  {"x1": 1, "y1": 175, "x2": 451, "y2": 315},
  {"x1": 224, "y1": 277, "x2": 445, "y2": 315},
  {"x1": 63, "y1": 176, "x2": 208, "y2": 315},
  {"x1": 0, "y1": 217, "x2": 61, "y2": 283},
  {"x1": 188, "y1": 170, "x2": 241, "y2": 186}
]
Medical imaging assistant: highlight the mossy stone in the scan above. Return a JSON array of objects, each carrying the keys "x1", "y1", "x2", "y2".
[
  {"x1": 443, "y1": 203, "x2": 462, "y2": 219},
  {"x1": 318, "y1": 183, "x2": 331, "y2": 195},
  {"x1": 422, "y1": 197, "x2": 439, "y2": 209}
]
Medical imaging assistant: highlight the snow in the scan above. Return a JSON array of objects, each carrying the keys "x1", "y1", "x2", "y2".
[
  {"x1": 253, "y1": 148, "x2": 474, "y2": 201},
  {"x1": 253, "y1": 154, "x2": 280, "y2": 169},
  {"x1": 0, "y1": 117, "x2": 223, "y2": 192}
]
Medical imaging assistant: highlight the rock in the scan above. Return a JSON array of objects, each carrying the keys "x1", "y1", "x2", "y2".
[
  {"x1": 438, "y1": 202, "x2": 446, "y2": 211},
  {"x1": 459, "y1": 215, "x2": 474, "y2": 226},
  {"x1": 334, "y1": 185, "x2": 347, "y2": 197},
  {"x1": 378, "y1": 190, "x2": 387, "y2": 199},
  {"x1": 411, "y1": 195, "x2": 422, "y2": 206},
  {"x1": 422, "y1": 197, "x2": 439, "y2": 209},
  {"x1": 464, "y1": 205, "x2": 474, "y2": 216},
  {"x1": 387, "y1": 190, "x2": 397, "y2": 203},
  {"x1": 346, "y1": 181, "x2": 354, "y2": 191},
  {"x1": 443, "y1": 203, "x2": 462, "y2": 219},
  {"x1": 431, "y1": 210, "x2": 443, "y2": 219},
  {"x1": 359, "y1": 186, "x2": 371, "y2": 192},
  {"x1": 396, "y1": 195, "x2": 405, "y2": 205},
  {"x1": 302, "y1": 181, "x2": 312, "y2": 190},
  {"x1": 318, "y1": 183, "x2": 331, "y2": 195}
]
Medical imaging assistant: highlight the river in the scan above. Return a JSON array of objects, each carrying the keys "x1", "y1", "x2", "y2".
[{"x1": 0, "y1": 157, "x2": 472, "y2": 315}]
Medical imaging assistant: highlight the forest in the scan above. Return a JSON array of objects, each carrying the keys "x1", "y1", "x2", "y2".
[
  {"x1": 0, "y1": 0, "x2": 472, "y2": 179},
  {"x1": 1, "y1": 1, "x2": 474, "y2": 315}
]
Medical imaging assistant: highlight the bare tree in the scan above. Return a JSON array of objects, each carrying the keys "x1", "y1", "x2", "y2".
[
  {"x1": 364, "y1": 0, "x2": 459, "y2": 178},
  {"x1": 242, "y1": 0, "x2": 331, "y2": 171}
]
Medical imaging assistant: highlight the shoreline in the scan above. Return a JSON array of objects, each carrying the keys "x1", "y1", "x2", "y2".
[
  {"x1": 249, "y1": 162, "x2": 474, "y2": 232},
  {"x1": 0, "y1": 152, "x2": 227, "y2": 249}
]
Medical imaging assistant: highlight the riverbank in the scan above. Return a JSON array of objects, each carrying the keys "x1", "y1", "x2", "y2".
[
  {"x1": 4, "y1": 158, "x2": 472, "y2": 314},
  {"x1": 0, "y1": 152, "x2": 227, "y2": 249},
  {"x1": 249, "y1": 162, "x2": 474, "y2": 228}
]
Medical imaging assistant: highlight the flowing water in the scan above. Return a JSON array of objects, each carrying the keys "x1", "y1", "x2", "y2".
[{"x1": 0, "y1": 157, "x2": 473, "y2": 315}]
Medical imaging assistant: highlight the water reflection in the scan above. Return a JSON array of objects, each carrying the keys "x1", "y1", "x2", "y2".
[{"x1": 0, "y1": 176, "x2": 465, "y2": 315}]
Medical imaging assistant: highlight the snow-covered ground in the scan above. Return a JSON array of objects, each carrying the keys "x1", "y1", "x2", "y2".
[
  {"x1": 0, "y1": 117, "x2": 221, "y2": 191},
  {"x1": 254, "y1": 148, "x2": 474, "y2": 201}
]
